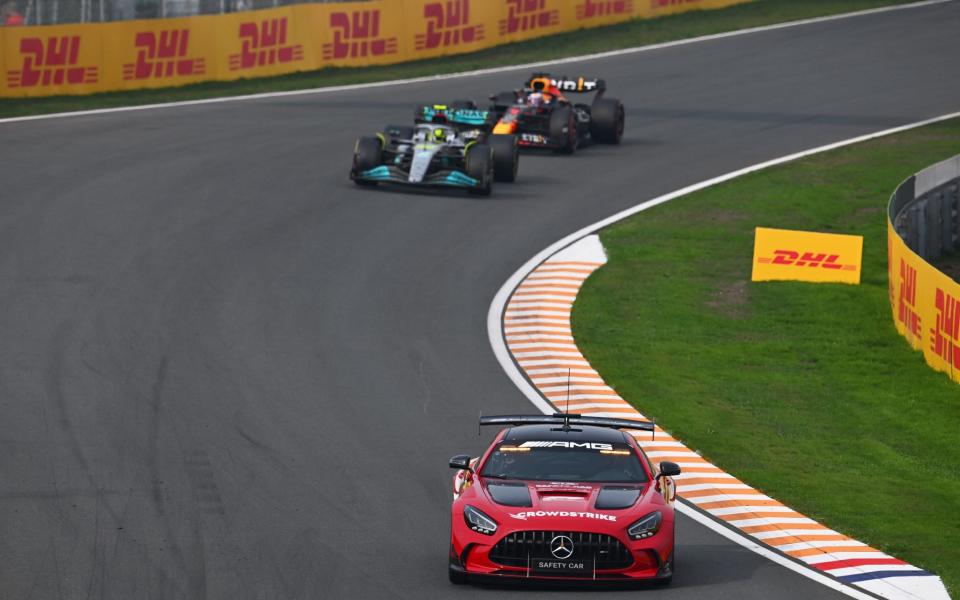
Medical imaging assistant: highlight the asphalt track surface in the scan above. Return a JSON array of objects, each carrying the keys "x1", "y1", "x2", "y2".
[{"x1": 2, "y1": 4, "x2": 959, "y2": 599}]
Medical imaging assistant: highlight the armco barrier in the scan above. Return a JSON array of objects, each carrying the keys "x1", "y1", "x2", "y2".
[
  {"x1": 888, "y1": 153, "x2": 960, "y2": 382},
  {"x1": 0, "y1": 0, "x2": 751, "y2": 98}
]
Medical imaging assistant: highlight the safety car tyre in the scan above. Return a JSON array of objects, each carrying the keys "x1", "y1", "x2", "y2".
[
  {"x1": 353, "y1": 136, "x2": 382, "y2": 186},
  {"x1": 550, "y1": 106, "x2": 578, "y2": 154},
  {"x1": 466, "y1": 144, "x2": 493, "y2": 196},
  {"x1": 590, "y1": 97, "x2": 625, "y2": 144},
  {"x1": 489, "y1": 134, "x2": 519, "y2": 183}
]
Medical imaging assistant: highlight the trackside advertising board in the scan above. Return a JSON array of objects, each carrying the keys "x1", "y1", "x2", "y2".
[
  {"x1": 752, "y1": 227, "x2": 864, "y2": 284},
  {"x1": 888, "y1": 219, "x2": 960, "y2": 384},
  {"x1": 0, "y1": 0, "x2": 752, "y2": 98}
]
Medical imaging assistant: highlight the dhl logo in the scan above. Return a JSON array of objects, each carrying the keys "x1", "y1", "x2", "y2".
[
  {"x1": 415, "y1": 0, "x2": 485, "y2": 50},
  {"x1": 123, "y1": 30, "x2": 205, "y2": 81},
  {"x1": 756, "y1": 249, "x2": 857, "y2": 271},
  {"x1": 6, "y1": 36, "x2": 98, "y2": 88},
  {"x1": 499, "y1": 0, "x2": 560, "y2": 35},
  {"x1": 577, "y1": 0, "x2": 634, "y2": 20},
  {"x1": 931, "y1": 287, "x2": 960, "y2": 369},
  {"x1": 899, "y1": 259, "x2": 922, "y2": 338},
  {"x1": 229, "y1": 18, "x2": 304, "y2": 71},
  {"x1": 323, "y1": 10, "x2": 398, "y2": 60}
]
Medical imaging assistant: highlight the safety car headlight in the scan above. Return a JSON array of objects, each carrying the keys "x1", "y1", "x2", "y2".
[
  {"x1": 627, "y1": 511, "x2": 662, "y2": 540},
  {"x1": 463, "y1": 506, "x2": 498, "y2": 536}
]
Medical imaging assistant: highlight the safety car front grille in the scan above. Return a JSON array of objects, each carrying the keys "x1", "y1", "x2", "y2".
[{"x1": 489, "y1": 531, "x2": 633, "y2": 570}]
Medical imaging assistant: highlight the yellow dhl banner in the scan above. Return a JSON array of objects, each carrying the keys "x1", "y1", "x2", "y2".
[
  {"x1": 752, "y1": 227, "x2": 864, "y2": 284},
  {"x1": 888, "y1": 220, "x2": 960, "y2": 383},
  {"x1": 0, "y1": 0, "x2": 752, "y2": 98}
]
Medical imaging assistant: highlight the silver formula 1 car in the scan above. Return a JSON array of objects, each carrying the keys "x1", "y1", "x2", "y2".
[{"x1": 350, "y1": 106, "x2": 519, "y2": 196}]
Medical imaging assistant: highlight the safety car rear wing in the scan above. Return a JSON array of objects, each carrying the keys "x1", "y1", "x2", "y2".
[{"x1": 480, "y1": 413, "x2": 654, "y2": 437}]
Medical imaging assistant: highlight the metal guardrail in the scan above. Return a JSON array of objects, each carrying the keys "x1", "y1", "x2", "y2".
[
  {"x1": 9, "y1": 0, "x2": 361, "y2": 26},
  {"x1": 890, "y1": 155, "x2": 960, "y2": 263}
]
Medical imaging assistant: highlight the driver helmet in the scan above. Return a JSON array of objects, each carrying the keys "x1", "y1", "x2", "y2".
[
  {"x1": 433, "y1": 127, "x2": 447, "y2": 143},
  {"x1": 528, "y1": 92, "x2": 545, "y2": 107}
]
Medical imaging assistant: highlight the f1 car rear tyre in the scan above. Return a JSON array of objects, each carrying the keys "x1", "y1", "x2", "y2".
[
  {"x1": 450, "y1": 99, "x2": 477, "y2": 110},
  {"x1": 353, "y1": 136, "x2": 382, "y2": 186},
  {"x1": 590, "y1": 97, "x2": 625, "y2": 144},
  {"x1": 489, "y1": 134, "x2": 519, "y2": 183},
  {"x1": 466, "y1": 144, "x2": 493, "y2": 196},
  {"x1": 549, "y1": 106, "x2": 577, "y2": 154}
]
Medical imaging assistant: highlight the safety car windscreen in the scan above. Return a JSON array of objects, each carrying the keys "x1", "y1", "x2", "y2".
[{"x1": 480, "y1": 440, "x2": 647, "y2": 483}]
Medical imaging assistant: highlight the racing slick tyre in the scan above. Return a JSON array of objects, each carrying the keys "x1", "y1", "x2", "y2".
[
  {"x1": 465, "y1": 144, "x2": 493, "y2": 196},
  {"x1": 590, "y1": 97, "x2": 625, "y2": 144},
  {"x1": 489, "y1": 134, "x2": 519, "y2": 183},
  {"x1": 549, "y1": 106, "x2": 578, "y2": 154},
  {"x1": 450, "y1": 99, "x2": 477, "y2": 110},
  {"x1": 353, "y1": 136, "x2": 382, "y2": 186}
]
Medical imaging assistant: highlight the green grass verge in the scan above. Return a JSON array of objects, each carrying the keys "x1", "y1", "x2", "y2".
[
  {"x1": 571, "y1": 118, "x2": 960, "y2": 593},
  {"x1": 0, "y1": 0, "x2": 925, "y2": 118}
]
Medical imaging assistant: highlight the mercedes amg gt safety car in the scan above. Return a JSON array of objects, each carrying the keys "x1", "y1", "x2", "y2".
[
  {"x1": 488, "y1": 73, "x2": 625, "y2": 153},
  {"x1": 448, "y1": 413, "x2": 680, "y2": 585}
]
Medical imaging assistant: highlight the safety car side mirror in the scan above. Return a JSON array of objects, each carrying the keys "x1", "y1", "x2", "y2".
[
  {"x1": 658, "y1": 461, "x2": 681, "y2": 477},
  {"x1": 449, "y1": 455, "x2": 472, "y2": 471}
]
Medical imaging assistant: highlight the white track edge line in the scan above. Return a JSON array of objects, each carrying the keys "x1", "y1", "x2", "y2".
[
  {"x1": 0, "y1": 0, "x2": 951, "y2": 126},
  {"x1": 486, "y1": 109, "x2": 960, "y2": 599}
]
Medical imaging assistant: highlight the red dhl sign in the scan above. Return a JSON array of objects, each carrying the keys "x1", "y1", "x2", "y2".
[
  {"x1": 124, "y1": 30, "x2": 205, "y2": 80},
  {"x1": 931, "y1": 287, "x2": 960, "y2": 369},
  {"x1": 577, "y1": 0, "x2": 634, "y2": 19},
  {"x1": 229, "y1": 18, "x2": 304, "y2": 71},
  {"x1": 899, "y1": 259, "x2": 922, "y2": 339},
  {"x1": 323, "y1": 9, "x2": 399, "y2": 60},
  {"x1": 6, "y1": 36, "x2": 98, "y2": 88},
  {"x1": 752, "y1": 227, "x2": 863, "y2": 284},
  {"x1": 499, "y1": 0, "x2": 560, "y2": 35},
  {"x1": 416, "y1": 0, "x2": 485, "y2": 50},
  {"x1": 757, "y1": 250, "x2": 857, "y2": 271}
]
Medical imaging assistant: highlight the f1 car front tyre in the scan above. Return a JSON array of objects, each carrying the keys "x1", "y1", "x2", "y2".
[
  {"x1": 590, "y1": 98, "x2": 625, "y2": 144},
  {"x1": 353, "y1": 136, "x2": 383, "y2": 186},
  {"x1": 466, "y1": 144, "x2": 493, "y2": 196},
  {"x1": 489, "y1": 134, "x2": 519, "y2": 183},
  {"x1": 549, "y1": 106, "x2": 578, "y2": 154}
]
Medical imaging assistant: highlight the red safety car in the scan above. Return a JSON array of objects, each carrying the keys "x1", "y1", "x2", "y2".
[{"x1": 448, "y1": 413, "x2": 680, "y2": 585}]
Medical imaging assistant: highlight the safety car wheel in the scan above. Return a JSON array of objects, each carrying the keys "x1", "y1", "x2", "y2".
[
  {"x1": 489, "y1": 134, "x2": 519, "y2": 183},
  {"x1": 550, "y1": 106, "x2": 577, "y2": 154},
  {"x1": 466, "y1": 144, "x2": 493, "y2": 196},
  {"x1": 353, "y1": 136, "x2": 382, "y2": 186},
  {"x1": 590, "y1": 97, "x2": 625, "y2": 144}
]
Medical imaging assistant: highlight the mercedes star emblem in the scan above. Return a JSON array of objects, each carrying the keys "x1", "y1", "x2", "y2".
[{"x1": 550, "y1": 535, "x2": 574, "y2": 560}]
